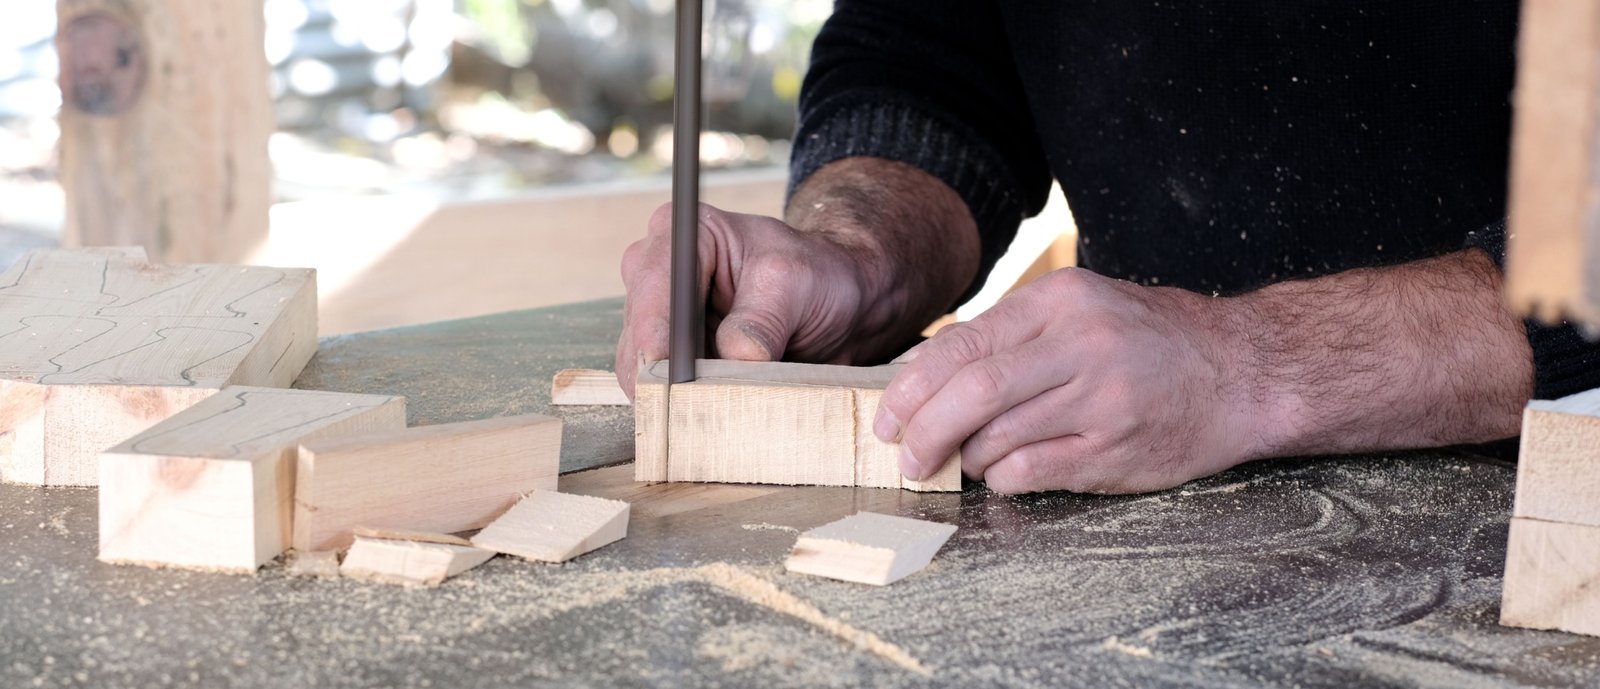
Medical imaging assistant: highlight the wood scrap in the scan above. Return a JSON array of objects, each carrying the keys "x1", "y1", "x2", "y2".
[
  {"x1": 471, "y1": 490, "x2": 629, "y2": 563},
  {"x1": 0, "y1": 248, "x2": 317, "y2": 487},
  {"x1": 633, "y1": 359, "x2": 961, "y2": 491},
  {"x1": 294, "y1": 413, "x2": 562, "y2": 552},
  {"x1": 551, "y1": 368, "x2": 630, "y2": 405},
  {"x1": 560, "y1": 463, "x2": 780, "y2": 520},
  {"x1": 1501, "y1": 517, "x2": 1600, "y2": 636},
  {"x1": 785, "y1": 512, "x2": 957, "y2": 586},
  {"x1": 339, "y1": 536, "x2": 494, "y2": 587},
  {"x1": 97, "y1": 386, "x2": 406, "y2": 572}
]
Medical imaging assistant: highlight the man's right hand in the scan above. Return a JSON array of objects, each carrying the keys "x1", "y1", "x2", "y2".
[
  {"x1": 615, "y1": 203, "x2": 873, "y2": 397},
  {"x1": 613, "y1": 157, "x2": 984, "y2": 398}
]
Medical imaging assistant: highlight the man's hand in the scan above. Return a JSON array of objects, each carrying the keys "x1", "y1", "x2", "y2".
[
  {"x1": 877, "y1": 249, "x2": 1534, "y2": 494},
  {"x1": 615, "y1": 204, "x2": 875, "y2": 395},
  {"x1": 615, "y1": 157, "x2": 982, "y2": 397},
  {"x1": 876, "y1": 268, "x2": 1262, "y2": 494}
]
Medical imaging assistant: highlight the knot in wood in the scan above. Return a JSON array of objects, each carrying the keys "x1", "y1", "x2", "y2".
[{"x1": 59, "y1": 11, "x2": 145, "y2": 116}]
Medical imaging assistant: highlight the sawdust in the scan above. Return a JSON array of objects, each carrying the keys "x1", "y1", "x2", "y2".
[
  {"x1": 741, "y1": 522, "x2": 800, "y2": 534},
  {"x1": 1101, "y1": 635, "x2": 1153, "y2": 658}
]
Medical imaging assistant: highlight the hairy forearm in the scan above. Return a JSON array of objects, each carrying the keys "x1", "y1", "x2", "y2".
[
  {"x1": 1232, "y1": 248, "x2": 1534, "y2": 458},
  {"x1": 785, "y1": 157, "x2": 981, "y2": 362}
]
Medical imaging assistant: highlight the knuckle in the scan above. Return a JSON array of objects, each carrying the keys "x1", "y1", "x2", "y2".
[
  {"x1": 647, "y1": 203, "x2": 675, "y2": 233},
  {"x1": 934, "y1": 323, "x2": 991, "y2": 364},
  {"x1": 957, "y1": 360, "x2": 1008, "y2": 412}
]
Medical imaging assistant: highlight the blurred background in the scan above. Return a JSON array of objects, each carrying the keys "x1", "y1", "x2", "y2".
[
  {"x1": 2, "y1": 0, "x2": 1070, "y2": 335},
  {"x1": 1, "y1": 0, "x2": 819, "y2": 222}
]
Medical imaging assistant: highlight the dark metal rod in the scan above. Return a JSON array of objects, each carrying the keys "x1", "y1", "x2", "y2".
[{"x1": 668, "y1": 0, "x2": 703, "y2": 384}]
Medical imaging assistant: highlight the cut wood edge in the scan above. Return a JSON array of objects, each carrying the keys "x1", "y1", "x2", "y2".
[
  {"x1": 784, "y1": 512, "x2": 958, "y2": 586},
  {"x1": 339, "y1": 536, "x2": 495, "y2": 588},
  {"x1": 286, "y1": 550, "x2": 341, "y2": 579},
  {"x1": 352, "y1": 526, "x2": 472, "y2": 547},
  {"x1": 551, "y1": 369, "x2": 630, "y2": 405},
  {"x1": 471, "y1": 489, "x2": 630, "y2": 563}
]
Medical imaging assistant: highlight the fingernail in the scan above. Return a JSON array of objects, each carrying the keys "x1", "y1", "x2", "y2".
[
  {"x1": 873, "y1": 406, "x2": 901, "y2": 442},
  {"x1": 898, "y1": 443, "x2": 926, "y2": 481}
]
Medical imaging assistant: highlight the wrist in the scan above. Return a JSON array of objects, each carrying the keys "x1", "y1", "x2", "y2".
[{"x1": 786, "y1": 157, "x2": 981, "y2": 360}]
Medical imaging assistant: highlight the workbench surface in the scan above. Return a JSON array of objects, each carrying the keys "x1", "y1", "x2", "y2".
[{"x1": 3, "y1": 298, "x2": 1597, "y2": 688}]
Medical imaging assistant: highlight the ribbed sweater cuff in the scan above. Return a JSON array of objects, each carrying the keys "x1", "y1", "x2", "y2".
[
  {"x1": 788, "y1": 97, "x2": 1028, "y2": 304},
  {"x1": 1466, "y1": 219, "x2": 1600, "y2": 400}
]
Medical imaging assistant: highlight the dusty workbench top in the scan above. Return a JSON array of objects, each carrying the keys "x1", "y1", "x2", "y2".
[{"x1": 3, "y1": 298, "x2": 1598, "y2": 688}]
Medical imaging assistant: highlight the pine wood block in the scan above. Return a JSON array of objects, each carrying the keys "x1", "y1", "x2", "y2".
[
  {"x1": 1501, "y1": 517, "x2": 1600, "y2": 637},
  {"x1": 551, "y1": 368, "x2": 629, "y2": 405},
  {"x1": 1505, "y1": 0, "x2": 1600, "y2": 325},
  {"x1": 98, "y1": 387, "x2": 406, "y2": 572},
  {"x1": 293, "y1": 413, "x2": 563, "y2": 552},
  {"x1": 339, "y1": 536, "x2": 494, "y2": 588},
  {"x1": 0, "y1": 248, "x2": 318, "y2": 487},
  {"x1": 785, "y1": 512, "x2": 958, "y2": 586},
  {"x1": 471, "y1": 490, "x2": 629, "y2": 563},
  {"x1": 1514, "y1": 389, "x2": 1600, "y2": 526},
  {"x1": 633, "y1": 359, "x2": 960, "y2": 491}
]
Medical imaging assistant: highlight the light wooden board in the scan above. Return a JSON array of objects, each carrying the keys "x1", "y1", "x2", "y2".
[
  {"x1": 0, "y1": 248, "x2": 317, "y2": 487},
  {"x1": 634, "y1": 359, "x2": 961, "y2": 491},
  {"x1": 1501, "y1": 517, "x2": 1600, "y2": 637},
  {"x1": 294, "y1": 413, "x2": 562, "y2": 552},
  {"x1": 339, "y1": 536, "x2": 494, "y2": 588},
  {"x1": 98, "y1": 386, "x2": 406, "y2": 572},
  {"x1": 352, "y1": 526, "x2": 472, "y2": 547},
  {"x1": 471, "y1": 489, "x2": 629, "y2": 563},
  {"x1": 551, "y1": 369, "x2": 630, "y2": 406},
  {"x1": 57, "y1": 0, "x2": 271, "y2": 264},
  {"x1": 1505, "y1": 0, "x2": 1600, "y2": 325},
  {"x1": 1513, "y1": 389, "x2": 1600, "y2": 526},
  {"x1": 785, "y1": 511, "x2": 958, "y2": 586}
]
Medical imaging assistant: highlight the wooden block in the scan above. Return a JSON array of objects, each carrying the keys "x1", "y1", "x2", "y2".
[
  {"x1": 633, "y1": 359, "x2": 961, "y2": 491},
  {"x1": 57, "y1": 0, "x2": 271, "y2": 265},
  {"x1": 471, "y1": 490, "x2": 629, "y2": 563},
  {"x1": 293, "y1": 414, "x2": 562, "y2": 552},
  {"x1": 551, "y1": 369, "x2": 630, "y2": 405},
  {"x1": 0, "y1": 248, "x2": 317, "y2": 487},
  {"x1": 98, "y1": 387, "x2": 406, "y2": 572},
  {"x1": 339, "y1": 536, "x2": 494, "y2": 588},
  {"x1": 1513, "y1": 389, "x2": 1600, "y2": 526},
  {"x1": 785, "y1": 512, "x2": 958, "y2": 586},
  {"x1": 1505, "y1": 0, "x2": 1600, "y2": 326},
  {"x1": 1501, "y1": 517, "x2": 1600, "y2": 637}
]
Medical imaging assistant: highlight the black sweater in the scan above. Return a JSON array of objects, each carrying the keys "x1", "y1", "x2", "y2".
[{"x1": 789, "y1": 0, "x2": 1600, "y2": 400}]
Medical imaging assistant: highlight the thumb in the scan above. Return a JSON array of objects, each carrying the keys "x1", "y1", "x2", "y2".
[{"x1": 715, "y1": 276, "x2": 797, "y2": 362}]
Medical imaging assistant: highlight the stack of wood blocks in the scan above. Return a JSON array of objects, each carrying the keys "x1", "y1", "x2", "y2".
[
  {"x1": 0, "y1": 247, "x2": 316, "y2": 486},
  {"x1": 1502, "y1": 388, "x2": 1600, "y2": 636}
]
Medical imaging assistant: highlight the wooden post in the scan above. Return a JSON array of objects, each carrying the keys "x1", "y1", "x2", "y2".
[
  {"x1": 1505, "y1": 0, "x2": 1600, "y2": 326},
  {"x1": 56, "y1": 0, "x2": 272, "y2": 263}
]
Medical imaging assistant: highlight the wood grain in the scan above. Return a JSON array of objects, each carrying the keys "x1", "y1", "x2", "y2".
[
  {"x1": 633, "y1": 359, "x2": 961, "y2": 491},
  {"x1": 1505, "y1": 0, "x2": 1600, "y2": 325},
  {"x1": 1514, "y1": 389, "x2": 1600, "y2": 526},
  {"x1": 785, "y1": 511, "x2": 958, "y2": 586},
  {"x1": 471, "y1": 489, "x2": 629, "y2": 563},
  {"x1": 0, "y1": 248, "x2": 317, "y2": 486},
  {"x1": 1501, "y1": 517, "x2": 1600, "y2": 637},
  {"x1": 551, "y1": 369, "x2": 630, "y2": 405},
  {"x1": 98, "y1": 387, "x2": 406, "y2": 572},
  {"x1": 56, "y1": 0, "x2": 271, "y2": 264},
  {"x1": 339, "y1": 536, "x2": 494, "y2": 588},
  {"x1": 294, "y1": 413, "x2": 562, "y2": 552}
]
